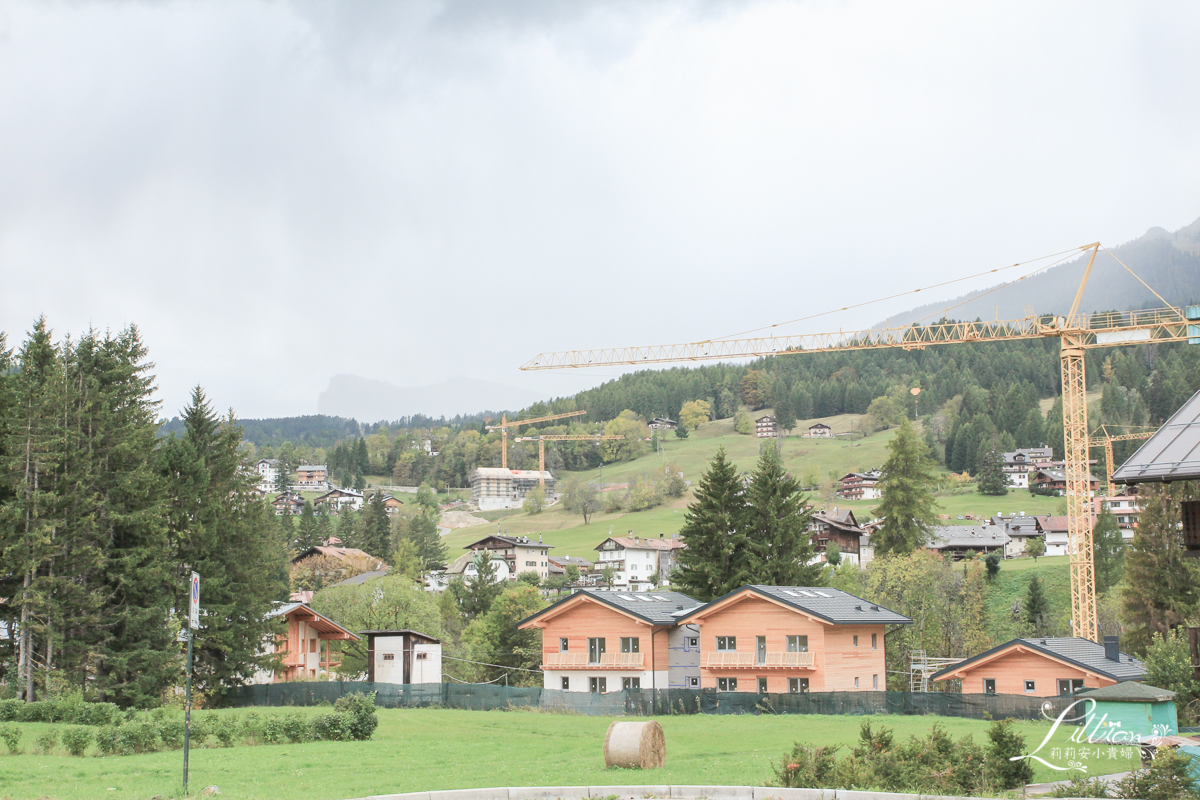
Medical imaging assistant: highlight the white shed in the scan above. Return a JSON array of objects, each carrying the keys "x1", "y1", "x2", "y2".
[{"x1": 362, "y1": 629, "x2": 442, "y2": 685}]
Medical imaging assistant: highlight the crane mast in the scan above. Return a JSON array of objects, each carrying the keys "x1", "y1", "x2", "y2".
[{"x1": 520, "y1": 243, "x2": 1194, "y2": 642}]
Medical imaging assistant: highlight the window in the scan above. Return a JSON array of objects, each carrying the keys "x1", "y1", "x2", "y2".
[
  {"x1": 872, "y1": 633, "x2": 877, "y2": 650},
  {"x1": 758, "y1": 677, "x2": 768, "y2": 694},
  {"x1": 1024, "y1": 680, "x2": 1036, "y2": 693},
  {"x1": 854, "y1": 677, "x2": 859, "y2": 688},
  {"x1": 873, "y1": 674, "x2": 878, "y2": 690},
  {"x1": 561, "y1": 677, "x2": 570, "y2": 691},
  {"x1": 686, "y1": 637, "x2": 699, "y2": 648},
  {"x1": 623, "y1": 677, "x2": 641, "y2": 690},
  {"x1": 853, "y1": 635, "x2": 859, "y2": 647},
  {"x1": 620, "y1": 637, "x2": 640, "y2": 653},
  {"x1": 631, "y1": 564, "x2": 637, "y2": 570},
  {"x1": 716, "y1": 636, "x2": 736, "y2": 651},
  {"x1": 526, "y1": 560, "x2": 536, "y2": 567},
  {"x1": 1058, "y1": 679, "x2": 1084, "y2": 695},
  {"x1": 983, "y1": 679, "x2": 996, "y2": 694},
  {"x1": 718, "y1": 677, "x2": 738, "y2": 692},
  {"x1": 560, "y1": 637, "x2": 569, "y2": 652},
  {"x1": 589, "y1": 677, "x2": 607, "y2": 693},
  {"x1": 416, "y1": 652, "x2": 428, "y2": 660},
  {"x1": 688, "y1": 677, "x2": 699, "y2": 687},
  {"x1": 787, "y1": 635, "x2": 808, "y2": 653},
  {"x1": 588, "y1": 638, "x2": 606, "y2": 663},
  {"x1": 382, "y1": 653, "x2": 395, "y2": 661},
  {"x1": 756, "y1": 636, "x2": 767, "y2": 665},
  {"x1": 788, "y1": 678, "x2": 809, "y2": 694}
]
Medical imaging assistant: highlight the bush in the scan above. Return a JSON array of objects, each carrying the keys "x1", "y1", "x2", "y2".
[
  {"x1": 157, "y1": 718, "x2": 185, "y2": 749},
  {"x1": 213, "y1": 715, "x2": 240, "y2": 747},
  {"x1": 335, "y1": 692, "x2": 379, "y2": 741},
  {"x1": 240, "y1": 711, "x2": 264, "y2": 744},
  {"x1": 985, "y1": 718, "x2": 1034, "y2": 789},
  {"x1": 35, "y1": 728, "x2": 58, "y2": 755},
  {"x1": 61, "y1": 726, "x2": 92, "y2": 757},
  {"x1": 188, "y1": 713, "x2": 213, "y2": 746},
  {"x1": 278, "y1": 712, "x2": 310, "y2": 744},
  {"x1": 118, "y1": 721, "x2": 160, "y2": 754},
  {"x1": 95, "y1": 725, "x2": 124, "y2": 756},
  {"x1": 0, "y1": 699, "x2": 21, "y2": 722},
  {"x1": 1047, "y1": 775, "x2": 1113, "y2": 798},
  {"x1": 0, "y1": 697, "x2": 122, "y2": 727},
  {"x1": 0, "y1": 721, "x2": 22, "y2": 754},
  {"x1": 310, "y1": 712, "x2": 351, "y2": 741},
  {"x1": 773, "y1": 742, "x2": 838, "y2": 788},
  {"x1": 1113, "y1": 747, "x2": 1198, "y2": 800}
]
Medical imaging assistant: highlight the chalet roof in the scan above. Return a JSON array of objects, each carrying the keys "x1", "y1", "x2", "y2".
[
  {"x1": 329, "y1": 568, "x2": 389, "y2": 587},
  {"x1": 1113, "y1": 388, "x2": 1200, "y2": 484},
  {"x1": 809, "y1": 423, "x2": 831, "y2": 429},
  {"x1": 991, "y1": 514, "x2": 1044, "y2": 535},
  {"x1": 297, "y1": 464, "x2": 327, "y2": 471},
  {"x1": 257, "y1": 458, "x2": 281, "y2": 466},
  {"x1": 290, "y1": 546, "x2": 384, "y2": 566},
  {"x1": 1001, "y1": 448, "x2": 1053, "y2": 464},
  {"x1": 679, "y1": 585, "x2": 911, "y2": 626},
  {"x1": 359, "y1": 628, "x2": 441, "y2": 645},
  {"x1": 267, "y1": 602, "x2": 360, "y2": 641},
  {"x1": 839, "y1": 471, "x2": 880, "y2": 482},
  {"x1": 931, "y1": 637, "x2": 1146, "y2": 682},
  {"x1": 812, "y1": 509, "x2": 862, "y2": 533},
  {"x1": 1034, "y1": 467, "x2": 1101, "y2": 484},
  {"x1": 928, "y1": 525, "x2": 1009, "y2": 549},
  {"x1": 595, "y1": 536, "x2": 686, "y2": 552},
  {"x1": 1077, "y1": 682, "x2": 1176, "y2": 703},
  {"x1": 757, "y1": 415, "x2": 775, "y2": 423},
  {"x1": 464, "y1": 534, "x2": 554, "y2": 550},
  {"x1": 1036, "y1": 515, "x2": 1097, "y2": 534},
  {"x1": 520, "y1": 588, "x2": 703, "y2": 627},
  {"x1": 316, "y1": 487, "x2": 363, "y2": 500}
]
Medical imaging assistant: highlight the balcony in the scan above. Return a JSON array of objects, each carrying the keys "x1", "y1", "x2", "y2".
[
  {"x1": 703, "y1": 651, "x2": 815, "y2": 669},
  {"x1": 542, "y1": 652, "x2": 645, "y2": 669}
]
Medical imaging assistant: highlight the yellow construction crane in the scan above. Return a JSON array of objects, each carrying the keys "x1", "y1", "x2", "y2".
[
  {"x1": 485, "y1": 410, "x2": 587, "y2": 469},
  {"x1": 515, "y1": 434, "x2": 627, "y2": 486},
  {"x1": 521, "y1": 243, "x2": 1196, "y2": 642},
  {"x1": 1088, "y1": 426, "x2": 1157, "y2": 498}
]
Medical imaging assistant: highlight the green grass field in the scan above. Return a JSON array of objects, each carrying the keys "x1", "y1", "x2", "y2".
[{"x1": 0, "y1": 706, "x2": 1141, "y2": 800}]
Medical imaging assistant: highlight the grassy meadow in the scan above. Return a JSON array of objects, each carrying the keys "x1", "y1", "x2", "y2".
[{"x1": 0, "y1": 706, "x2": 1140, "y2": 800}]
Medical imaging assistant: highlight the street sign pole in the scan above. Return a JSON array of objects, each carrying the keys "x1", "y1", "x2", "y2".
[{"x1": 184, "y1": 571, "x2": 199, "y2": 793}]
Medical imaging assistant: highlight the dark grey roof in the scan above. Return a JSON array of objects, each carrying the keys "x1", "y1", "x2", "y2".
[
  {"x1": 991, "y1": 515, "x2": 1043, "y2": 535},
  {"x1": 358, "y1": 629, "x2": 441, "y2": 644},
  {"x1": 330, "y1": 568, "x2": 389, "y2": 587},
  {"x1": 931, "y1": 637, "x2": 1146, "y2": 682},
  {"x1": 465, "y1": 534, "x2": 555, "y2": 550},
  {"x1": 1113, "y1": 388, "x2": 1200, "y2": 483},
  {"x1": 929, "y1": 525, "x2": 1009, "y2": 549},
  {"x1": 1077, "y1": 682, "x2": 1175, "y2": 702},
  {"x1": 679, "y1": 586, "x2": 911, "y2": 626},
  {"x1": 520, "y1": 589, "x2": 702, "y2": 627}
]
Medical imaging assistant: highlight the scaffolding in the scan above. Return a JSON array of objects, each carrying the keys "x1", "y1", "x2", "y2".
[{"x1": 909, "y1": 650, "x2": 963, "y2": 693}]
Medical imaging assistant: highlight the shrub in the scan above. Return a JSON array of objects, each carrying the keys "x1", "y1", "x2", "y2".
[
  {"x1": 1047, "y1": 775, "x2": 1112, "y2": 798},
  {"x1": 1113, "y1": 747, "x2": 1198, "y2": 800},
  {"x1": 335, "y1": 692, "x2": 379, "y2": 741},
  {"x1": 0, "y1": 721, "x2": 22, "y2": 754},
  {"x1": 310, "y1": 713, "x2": 351, "y2": 742},
  {"x1": 278, "y1": 712, "x2": 310, "y2": 744},
  {"x1": 188, "y1": 713, "x2": 213, "y2": 746},
  {"x1": 262, "y1": 715, "x2": 289, "y2": 744},
  {"x1": 95, "y1": 725, "x2": 124, "y2": 756},
  {"x1": 35, "y1": 728, "x2": 58, "y2": 755},
  {"x1": 212, "y1": 715, "x2": 240, "y2": 747},
  {"x1": 118, "y1": 721, "x2": 160, "y2": 754},
  {"x1": 61, "y1": 726, "x2": 92, "y2": 757},
  {"x1": 773, "y1": 742, "x2": 838, "y2": 788},
  {"x1": 157, "y1": 719, "x2": 185, "y2": 749},
  {"x1": 0, "y1": 699, "x2": 22, "y2": 722},
  {"x1": 985, "y1": 718, "x2": 1034, "y2": 789},
  {"x1": 240, "y1": 711, "x2": 264, "y2": 744}
]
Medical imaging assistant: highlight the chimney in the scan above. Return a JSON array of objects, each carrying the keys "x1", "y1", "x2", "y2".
[{"x1": 1104, "y1": 635, "x2": 1120, "y2": 662}]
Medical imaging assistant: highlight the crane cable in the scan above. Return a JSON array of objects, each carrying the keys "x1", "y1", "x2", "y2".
[
  {"x1": 710, "y1": 244, "x2": 1094, "y2": 341},
  {"x1": 1100, "y1": 245, "x2": 1180, "y2": 313}
]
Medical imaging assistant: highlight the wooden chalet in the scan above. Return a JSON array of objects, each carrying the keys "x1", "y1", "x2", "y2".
[
  {"x1": 257, "y1": 603, "x2": 359, "y2": 683},
  {"x1": 932, "y1": 636, "x2": 1145, "y2": 697}
]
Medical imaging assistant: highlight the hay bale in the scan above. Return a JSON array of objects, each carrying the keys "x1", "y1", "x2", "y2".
[{"x1": 603, "y1": 720, "x2": 665, "y2": 769}]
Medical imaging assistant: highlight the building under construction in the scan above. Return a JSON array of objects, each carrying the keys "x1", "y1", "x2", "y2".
[{"x1": 469, "y1": 467, "x2": 557, "y2": 511}]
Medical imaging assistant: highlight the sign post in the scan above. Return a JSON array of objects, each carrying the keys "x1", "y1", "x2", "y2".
[{"x1": 184, "y1": 571, "x2": 199, "y2": 793}]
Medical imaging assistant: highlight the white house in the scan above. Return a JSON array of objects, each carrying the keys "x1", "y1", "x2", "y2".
[
  {"x1": 464, "y1": 534, "x2": 555, "y2": 581},
  {"x1": 314, "y1": 487, "x2": 365, "y2": 513},
  {"x1": 593, "y1": 534, "x2": 687, "y2": 590},
  {"x1": 1000, "y1": 448, "x2": 1053, "y2": 489},
  {"x1": 256, "y1": 459, "x2": 283, "y2": 493},
  {"x1": 807, "y1": 423, "x2": 833, "y2": 438}
]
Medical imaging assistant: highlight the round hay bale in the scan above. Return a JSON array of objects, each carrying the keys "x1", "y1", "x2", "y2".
[{"x1": 603, "y1": 720, "x2": 665, "y2": 769}]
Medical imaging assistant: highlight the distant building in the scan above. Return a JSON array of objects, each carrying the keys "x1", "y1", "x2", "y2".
[
  {"x1": 272, "y1": 492, "x2": 306, "y2": 516},
  {"x1": 594, "y1": 534, "x2": 687, "y2": 590},
  {"x1": 755, "y1": 415, "x2": 776, "y2": 438},
  {"x1": 807, "y1": 423, "x2": 833, "y2": 438},
  {"x1": 380, "y1": 494, "x2": 405, "y2": 516},
  {"x1": 362, "y1": 629, "x2": 442, "y2": 684},
  {"x1": 1035, "y1": 516, "x2": 1098, "y2": 557},
  {"x1": 314, "y1": 487, "x2": 365, "y2": 513},
  {"x1": 1095, "y1": 491, "x2": 1143, "y2": 532},
  {"x1": 469, "y1": 467, "x2": 557, "y2": 511},
  {"x1": 252, "y1": 603, "x2": 360, "y2": 683},
  {"x1": 256, "y1": 459, "x2": 283, "y2": 493},
  {"x1": 441, "y1": 551, "x2": 513, "y2": 586},
  {"x1": 991, "y1": 513, "x2": 1047, "y2": 558},
  {"x1": 465, "y1": 534, "x2": 554, "y2": 581},
  {"x1": 999, "y1": 448, "x2": 1053, "y2": 489},
  {"x1": 837, "y1": 471, "x2": 882, "y2": 500},
  {"x1": 648, "y1": 417, "x2": 677, "y2": 431},
  {"x1": 809, "y1": 509, "x2": 871, "y2": 566},
  {"x1": 296, "y1": 464, "x2": 328, "y2": 489},
  {"x1": 926, "y1": 525, "x2": 1009, "y2": 560},
  {"x1": 932, "y1": 636, "x2": 1145, "y2": 697},
  {"x1": 1031, "y1": 467, "x2": 1101, "y2": 496}
]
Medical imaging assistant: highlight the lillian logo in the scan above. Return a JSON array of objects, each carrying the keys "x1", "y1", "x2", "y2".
[{"x1": 1012, "y1": 698, "x2": 1169, "y2": 772}]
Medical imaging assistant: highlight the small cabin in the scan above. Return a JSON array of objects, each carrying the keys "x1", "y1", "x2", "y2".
[
  {"x1": 362, "y1": 629, "x2": 442, "y2": 685},
  {"x1": 1077, "y1": 682, "x2": 1178, "y2": 743}
]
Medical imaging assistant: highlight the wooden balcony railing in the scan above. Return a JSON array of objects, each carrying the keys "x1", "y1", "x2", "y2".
[
  {"x1": 703, "y1": 651, "x2": 815, "y2": 669},
  {"x1": 542, "y1": 652, "x2": 645, "y2": 669}
]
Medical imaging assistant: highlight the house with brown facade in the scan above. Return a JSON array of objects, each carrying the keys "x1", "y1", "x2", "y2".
[
  {"x1": 808, "y1": 509, "x2": 871, "y2": 566},
  {"x1": 931, "y1": 636, "x2": 1145, "y2": 697},
  {"x1": 755, "y1": 415, "x2": 777, "y2": 438},
  {"x1": 838, "y1": 471, "x2": 882, "y2": 500},
  {"x1": 296, "y1": 464, "x2": 328, "y2": 488},
  {"x1": 252, "y1": 602, "x2": 359, "y2": 683},
  {"x1": 465, "y1": 533, "x2": 554, "y2": 581},
  {"x1": 807, "y1": 423, "x2": 833, "y2": 438}
]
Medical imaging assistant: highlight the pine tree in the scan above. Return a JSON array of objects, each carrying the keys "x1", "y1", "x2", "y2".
[
  {"x1": 314, "y1": 509, "x2": 333, "y2": 547},
  {"x1": 337, "y1": 509, "x2": 359, "y2": 550},
  {"x1": 273, "y1": 460, "x2": 290, "y2": 494},
  {"x1": 453, "y1": 551, "x2": 504, "y2": 620},
  {"x1": 356, "y1": 437, "x2": 370, "y2": 475},
  {"x1": 406, "y1": 511, "x2": 447, "y2": 571},
  {"x1": 774, "y1": 392, "x2": 797, "y2": 435},
  {"x1": 1092, "y1": 507, "x2": 1125, "y2": 594},
  {"x1": 673, "y1": 448, "x2": 749, "y2": 601},
  {"x1": 872, "y1": 419, "x2": 941, "y2": 557},
  {"x1": 976, "y1": 447, "x2": 1009, "y2": 496},
  {"x1": 742, "y1": 446, "x2": 821, "y2": 586},
  {"x1": 1024, "y1": 575, "x2": 1048, "y2": 636},
  {"x1": 360, "y1": 492, "x2": 391, "y2": 559},
  {"x1": 1122, "y1": 482, "x2": 1200, "y2": 652},
  {"x1": 296, "y1": 501, "x2": 319, "y2": 551}
]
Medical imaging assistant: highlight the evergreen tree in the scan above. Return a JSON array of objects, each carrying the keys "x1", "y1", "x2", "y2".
[
  {"x1": 353, "y1": 469, "x2": 366, "y2": 493},
  {"x1": 673, "y1": 448, "x2": 749, "y2": 601},
  {"x1": 774, "y1": 392, "x2": 797, "y2": 435},
  {"x1": 742, "y1": 446, "x2": 821, "y2": 586},
  {"x1": 337, "y1": 509, "x2": 359, "y2": 550},
  {"x1": 356, "y1": 437, "x2": 370, "y2": 475},
  {"x1": 872, "y1": 419, "x2": 941, "y2": 557},
  {"x1": 315, "y1": 508, "x2": 333, "y2": 547},
  {"x1": 1092, "y1": 507, "x2": 1125, "y2": 594},
  {"x1": 273, "y1": 461, "x2": 290, "y2": 494},
  {"x1": 976, "y1": 447, "x2": 1009, "y2": 496},
  {"x1": 452, "y1": 551, "x2": 504, "y2": 620},
  {"x1": 159, "y1": 387, "x2": 288, "y2": 700},
  {"x1": 296, "y1": 501, "x2": 319, "y2": 551},
  {"x1": 1122, "y1": 482, "x2": 1200, "y2": 652},
  {"x1": 360, "y1": 492, "x2": 391, "y2": 559},
  {"x1": 399, "y1": 510, "x2": 448, "y2": 572},
  {"x1": 1024, "y1": 576, "x2": 1048, "y2": 636},
  {"x1": 1044, "y1": 397, "x2": 1065, "y2": 461}
]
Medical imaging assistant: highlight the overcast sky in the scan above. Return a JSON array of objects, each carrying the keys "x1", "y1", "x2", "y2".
[{"x1": 2, "y1": 0, "x2": 1199, "y2": 419}]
